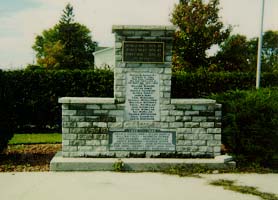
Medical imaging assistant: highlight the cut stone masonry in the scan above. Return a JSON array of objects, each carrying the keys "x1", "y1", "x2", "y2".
[{"x1": 59, "y1": 25, "x2": 222, "y2": 158}]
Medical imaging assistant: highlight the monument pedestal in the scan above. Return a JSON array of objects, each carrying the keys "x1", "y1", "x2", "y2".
[{"x1": 52, "y1": 25, "x2": 228, "y2": 170}]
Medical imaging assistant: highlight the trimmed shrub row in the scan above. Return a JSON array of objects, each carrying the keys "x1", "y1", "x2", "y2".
[
  {"x1": 172, "y1": 71, "x2": 278, "y2": 98},
  {"x1": 0, "y1": 69, "x2": 113, "y2": 134},
  {"x1": 211, "y1": 88, "x2": 278, "y2": 168}
]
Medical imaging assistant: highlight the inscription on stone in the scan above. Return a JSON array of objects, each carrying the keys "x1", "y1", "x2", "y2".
[
  {"x1": 123, "y1": 41, "x2": 164, "y2": 63},
  {"x1": 109, "y1": 129, "x2": 176, "y2": 151},
  {"x1": 126, "y1": 73, "x2": 160, "y2": 121}
]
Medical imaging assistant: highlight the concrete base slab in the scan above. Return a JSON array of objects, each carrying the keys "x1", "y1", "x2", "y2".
[{"x1": 50, "y1": 152, "x2": 236, "y2": 171}]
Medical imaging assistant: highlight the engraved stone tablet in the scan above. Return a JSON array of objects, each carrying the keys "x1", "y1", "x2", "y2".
[
  {"x1": 109, "y1": 129, "x2": 176, "y2": 151},
  {"x1": 125, "y1": 73, "x2": 160, "y2": 121},
  {"x1": 123, "y1": 41, "x2": 164, "y2": 63}
]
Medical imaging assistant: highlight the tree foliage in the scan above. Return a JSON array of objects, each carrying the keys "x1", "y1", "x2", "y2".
[
  {"x1": 214, "y1": 30, "x2": 278, "y2": 72},
  {"x1": 171, "y1": 0, "x2": 231, "y2": 72},
  {"x1": 32, "y1": 3, "x2": 97, "y2": 70}
]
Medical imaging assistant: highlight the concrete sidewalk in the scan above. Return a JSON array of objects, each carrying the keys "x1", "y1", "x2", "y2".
[{"x1": 0, "y1": 172, "x2": 277, "y2": 200}]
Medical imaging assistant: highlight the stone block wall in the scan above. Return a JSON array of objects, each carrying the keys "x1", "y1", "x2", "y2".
[
  {"x1": 112, "y1": 25, "x2": 173, "y2": 104},
  {"x1": 60, "y1": 98, "x2": 221, "y2": 158},
  {"x1": 59, "y1": 25, "x2": 222, "y2": 158}
]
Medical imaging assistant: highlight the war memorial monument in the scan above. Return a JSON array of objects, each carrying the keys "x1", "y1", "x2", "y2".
[{"x1": 51, "y1": 25, "x2": 234, "y2": 171}]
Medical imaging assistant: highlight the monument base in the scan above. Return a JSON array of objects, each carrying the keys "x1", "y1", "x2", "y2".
[{"x1": 50, "y1": 152, "x2": 235, "y2": 172}]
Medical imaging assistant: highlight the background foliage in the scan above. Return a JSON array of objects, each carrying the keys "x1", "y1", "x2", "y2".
[
  {"x1": 211, "y1": 89, "x2": 278, "y2": 168},
  {"x1": 32, "y1": 4, "x2": 97, "y2": 70}
]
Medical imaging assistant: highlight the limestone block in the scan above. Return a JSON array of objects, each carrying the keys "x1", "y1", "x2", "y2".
[
  {"x1": 163, "y1": 92, "x2": 171, "y2": 98},
  {"x1": 182, "y1": 116, "x2": 192, "y2": 122},
  {"x1": 192, "y1": 116, "x2": 207, "y2": 122},
  {"x1": 62, "y1": 122, "x2": 76, "y2": 128},
  {"x1": 124, "y1": 121, "x2": 139, "y2": 128},
  {"x1": 69, "y1": 104, "x2": 86, "y2": 110},
  {"x1": 169, "y1": 122, "x2": 183, "y2": 128},
  {"x1": 109, "y1": 110, "x2": 124, "y2": 116},
  {"x1": 192, "y1": 140, "x2": 206, "y2": 146},
  {"x1": 108, "y1": 122, "x2": 123, "y2": 128},
  {"x1": 62, "y1": 116, "x2": 70, "y2": 122},
  {"x1": 62, "y1": 104, "x2": 69, "y2": 110},
  {"x1": 78, "y1": 134, "x2": 93, "y2": 140},
  {"x1": 77, "y1": 122, "x2": 93, "y2": 128},
  {"x1": 85, "y1": 116, "x2": 100, "y2": 122},
  {"x1": 177, "y1": 134, "x2": 184, "y2": 140},
  {"x1": 62, "y1": 128, "x2": 70, "y2": 134},
  {"x1": 101, "y1": 104, "x2": 117, "y2": 110},
  {"x1": 170, "y1": 110, "x2": 184, "y2": 116},
  {"x1": 151, "y1": 30, "x2": 165, "y2": 37},
  {"x1": 86, "y1": 140, "x2": 101, "y2": 146},
  {"x1": 115, "y1": 42, "x2": 122, "y2": 48},
  {"x1": 92, "y1": 146, "x2": 107, "y2": 152},
  {"x1": 214, "y1": 134, "x2": 221, "y2": 140},
  {"x1": 62, "y1": 110, "x2": 76, "y2": 116},
  {"x1": 94, "y1": 110, "x2": 108, "y2": 115},
  {"x1": 63, "y1": 146, "x2": 78, "y2": 152},
  {"x1": 93, "y1": 122, "x2": 107, "y2": 128},
  {"x1": 76, "y1": 110, "x2": 94, "y2": 116},
  {"x1": 165, "y1": 56, "x2": 172, "y2": 62},
  {"x1": 70, "y1": 128, "x2": 87, "y2": 134},
  {"x1": 175, "y1": 105, "x2": 192, "y2": 110},
  {"x1": 78, "y1": 146, "x2": 93, "y2": 151},
  {"x1": 69, "y1": 116, "x2": 86, "y2": 122},
  {"x1": 207, "y1": 128, "x2": 221, "y2": 134},
  {"x1": 139, "y1": 121, "x2": 155, "y2": 128},
  {"x1": 160, "y1": 122, "x2": 169, "y2": 128},
  {"x1": 161, "y1": 116, "x2": 175, "y2": 122},
  {"x1": 215, "y1": 111, "x2": 222, "y2": 117},
  {"x1": 184, "y1": 122, "x2": 199, "y2": 128},
  {"x1": 69, "y1": 140, "x2": 86, "y2": 146},
  {"x1": 207, "y1": 140, "x2": 221, "y2": 146},
  {"x1": 62, "y1": 140, "x2": 70, "y2": 146},
  {"x1": 101, "y1": 140, "x2": 109, "y2": 145},
  {"x1": 192, "y1": 128, "x2": 206, "y2": 134},
  {"x1": 198, "y1": 134, "x2": 213, "y2": 140},
  {"x1": 200, "y1": 122, "x2": 215, "y2": 128},
  {"x1": 86, "y1": 104, "x2": 100, "y2": 110},
  {"x1": 177, "y1": 128, "x2": 192, "y2": 134},
  {"x1": 184, "y1": 111, "x2": 199, "y2": 116},
  {"x1": 192, "y1": 105, "x2": 207, "y2": 111},
  {"x1": 62, "y1": 134, "x2": 77, "y2": 140},
  {"x1": 213, "y1": 146, "x2": 221, "y2": 153},
  {"x1": 160, "y1": 110, "x2": 169, "y2": 116},
  {"x1": 92, "y1": 134, "x2": 108, "y2": 140}
]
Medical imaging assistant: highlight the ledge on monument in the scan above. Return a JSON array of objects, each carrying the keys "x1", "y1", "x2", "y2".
[
  {"x1": 112, "y1": 25, "x2": 176, "y2": 32},
  {"x1": 50, "y1": 152, "x2": 236, "y2": 172},
  {"x1": 171, "y1": 99, "x2": 216, "y2": 105},
  {"x1": 58, "y1": 97, "x2": 115, "y2": 104}
]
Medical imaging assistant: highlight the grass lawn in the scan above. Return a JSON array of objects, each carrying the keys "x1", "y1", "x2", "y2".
[{"x1": 9, "y1": 133, "x2": 62, "y2": 145}]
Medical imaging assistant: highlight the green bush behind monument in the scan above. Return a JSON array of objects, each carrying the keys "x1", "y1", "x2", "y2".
[{"x1": 211, "y1": 88, "x2": 278, "y2": 168}]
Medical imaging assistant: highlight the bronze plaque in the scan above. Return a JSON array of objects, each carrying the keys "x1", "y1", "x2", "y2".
[{"x1": 123, "y1": 41, "x2": 164, "y2": 63}]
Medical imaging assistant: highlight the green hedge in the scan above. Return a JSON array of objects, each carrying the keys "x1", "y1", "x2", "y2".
[
  {"x1": 172, "y1": 72, "x2": 278, "y2": 98},
  {"x1": 0, "y1": 69, "x2": 113, "y2": 133},
  {"x1": 211, "y1": 88, "x2": 278, "y2": 168}
]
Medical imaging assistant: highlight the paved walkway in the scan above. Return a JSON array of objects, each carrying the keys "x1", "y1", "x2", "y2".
[{"x1": 0, "y1": 172, "x2": 277, "y2": 200}]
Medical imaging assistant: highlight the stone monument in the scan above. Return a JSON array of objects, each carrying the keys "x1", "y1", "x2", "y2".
[{"x1": 58, "y1": 25, "x2": 222, "y2": 158}]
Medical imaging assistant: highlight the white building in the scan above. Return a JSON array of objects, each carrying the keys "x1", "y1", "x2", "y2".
[{"x1": 93, "y1": 47, "x2": 115, "y2": 69}]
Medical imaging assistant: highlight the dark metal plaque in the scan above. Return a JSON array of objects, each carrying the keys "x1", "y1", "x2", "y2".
[{"x1": 123, "y1": 41, "x2": 164, "y2": 63}]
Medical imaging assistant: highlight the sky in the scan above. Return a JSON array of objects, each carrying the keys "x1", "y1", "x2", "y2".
[{"x1": 0, "y1": 0, "x2": 277, "y2": 70}]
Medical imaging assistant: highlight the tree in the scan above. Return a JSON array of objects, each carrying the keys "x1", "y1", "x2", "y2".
[
  {"x1": 32, "y1": 3, "x2": 97, "y2": 70},
  {"x1": 212, "y1": 34, "x2": 254, "y2": 72},
  {"x1": 213, "y1": 30, "x2": 278, "y2": 72},
  {"x1": 171, "y1": 0, "x2": 231, "y2": 72}
]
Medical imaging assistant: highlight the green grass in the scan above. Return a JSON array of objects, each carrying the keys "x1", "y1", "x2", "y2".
[
  {"x1": 9, "y1": 134, "x2": 62, "y2": 145},
  {"x1": 210, "y1": 179, "x2": 278, "y2": 200}
]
